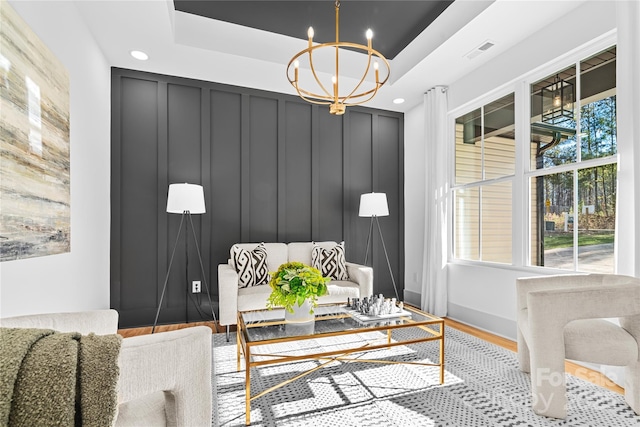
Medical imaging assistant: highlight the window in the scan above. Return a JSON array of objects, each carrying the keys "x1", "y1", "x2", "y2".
[
  {"x1": 453, "y1": 93, "x2": 515, "y2": 263},
  {"x1": 529, "y1": 46, "x2": 616, "y2": 272},
  {"x1": 451, "y1": 45, "x2": 617, "y2": 271}
]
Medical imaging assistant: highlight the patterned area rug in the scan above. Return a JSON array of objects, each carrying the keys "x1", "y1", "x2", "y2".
[{"x1": 212, "y1": 326, "x2": 640, "y2": 426}]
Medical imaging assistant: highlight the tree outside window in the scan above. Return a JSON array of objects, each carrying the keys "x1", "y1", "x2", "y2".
[{"x1": 529, "y1": 46, "x2": 617, "y2": 272}]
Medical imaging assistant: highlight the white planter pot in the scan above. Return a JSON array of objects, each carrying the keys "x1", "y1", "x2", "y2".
[{"x1": 285, "y1": 299, "x2": 314, "y2": 323}]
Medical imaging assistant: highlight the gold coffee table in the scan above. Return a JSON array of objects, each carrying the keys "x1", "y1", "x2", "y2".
[{"x1": 236, "y1": 303, "x2": 445, "y2": 425}]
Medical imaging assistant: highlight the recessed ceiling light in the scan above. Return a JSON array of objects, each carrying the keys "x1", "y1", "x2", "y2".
[
  {"x1": 130, "y1": 50, "x2": 149, "y2": 61},
  {"x1": 393, "y1": 98, "x2": 405, "y2": 104}
]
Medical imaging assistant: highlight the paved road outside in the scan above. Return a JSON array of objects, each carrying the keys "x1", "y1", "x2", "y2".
[{"x1": 543, "y1": 243, "x2": 614, "y2": 273}]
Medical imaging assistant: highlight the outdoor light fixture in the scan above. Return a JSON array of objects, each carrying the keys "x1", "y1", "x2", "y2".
[
  {"x1": 541, "y1": 74, "x2": 574, "y2": 124},
  {"x1": 286, "y1": 0, "x2": 390, "y2": 115}
]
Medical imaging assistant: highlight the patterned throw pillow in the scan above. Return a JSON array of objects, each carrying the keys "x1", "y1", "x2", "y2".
[
  {"x1": 231, "y1": 243, "x2": 269, "y2": 288},
  {"x1": 311, "y1": 242, "x2": 349, "y2": 281}
]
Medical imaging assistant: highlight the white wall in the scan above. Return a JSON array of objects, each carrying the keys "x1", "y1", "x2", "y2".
[
  {"x1": 447, "y1": 1, "x2": 617, "y2": 112},
  {"x1": 403, "y1": 104, "x2": 426, "y2": 306},
  {"x1": 405, "y1": 1, "x2": 638, "y2": 339},
  {"x1": 0, "y1": 1, "x2": 111, "y2": 317}
]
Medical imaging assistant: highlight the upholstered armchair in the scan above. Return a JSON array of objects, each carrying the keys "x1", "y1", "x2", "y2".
[
  {"x1": 1, "y1": 310, "x2": 212, "y2": 426},
  {"x1": 516, "y1": 274, "x2": 640, "y2": 419}
]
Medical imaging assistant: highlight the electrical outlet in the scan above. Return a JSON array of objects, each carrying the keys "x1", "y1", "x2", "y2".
[{"x1": 192, "y1": 280, "x2": 201, "y2": 293}]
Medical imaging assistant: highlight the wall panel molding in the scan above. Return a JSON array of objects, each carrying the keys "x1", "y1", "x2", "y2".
[{"x1": 111, "y1": 67, "x2": 404, "y2": 328}]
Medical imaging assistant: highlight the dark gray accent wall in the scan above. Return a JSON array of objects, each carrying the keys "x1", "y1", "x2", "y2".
[{"x1": 111, "y1": 68, "x2": 404, "y2": 328}]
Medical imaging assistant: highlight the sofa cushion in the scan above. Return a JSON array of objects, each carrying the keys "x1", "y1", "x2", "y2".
[
  {"x1": 287, "y1": 242, "x2": 314, "y2": 265},
  {"x1": 324, "y1": 280, "x2": 360, "y2": 300},
  {"x1": 115, "y1": 391, "x2": 167, "y2": 427},
  {"x1": 237, "y1": 284, "x2": 274, "y2": 312},
  {"x1": 564, "y1": 318, "x2": 638, "y2": 365},
  {"x1": 231, "y1": 243, "x2": 269, "y2": 288},
  {"x1": 312, "y1": 241, "x2": 349, "y2": 280},
  {"x1": 519, "y1": 310, "x2": 638, "y2": 367}
]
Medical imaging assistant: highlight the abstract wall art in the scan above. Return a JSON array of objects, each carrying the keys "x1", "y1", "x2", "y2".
[{"x1": 0, "y1": 0, "x2": 70, "y2": 261}]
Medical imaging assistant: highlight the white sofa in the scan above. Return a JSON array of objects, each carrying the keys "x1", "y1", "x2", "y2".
[
  {"x1": 1, "y1": 310, "x2": 212, "y2": 426},
  {"x1": 218, "y1": 241, "x2": 374, "y2": 338}
]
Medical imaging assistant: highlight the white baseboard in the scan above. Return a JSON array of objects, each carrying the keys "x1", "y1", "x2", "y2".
[
  {"x1": 403, "y1": 289, "x2": 421, "y2": 308},
  {"x1": 447, "y1": 303, "x2": 517, "y2": 341}
]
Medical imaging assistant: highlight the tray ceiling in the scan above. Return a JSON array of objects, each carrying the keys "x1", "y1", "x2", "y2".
[{"x1": 173, "y1": 0, "x2": 454, "y2": 60}]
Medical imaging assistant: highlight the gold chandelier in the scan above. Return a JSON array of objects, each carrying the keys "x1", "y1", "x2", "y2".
[{"x1": 286, "y1": 0, "x2": 391, "y2": 115}]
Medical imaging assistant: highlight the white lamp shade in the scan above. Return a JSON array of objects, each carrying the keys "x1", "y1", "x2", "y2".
[
  {"x1": 359, "y1": 192, "x2": 389, "y2": 217},
  {"x1": 166, "y1": 183, "x2": 206, "y2": 214}
]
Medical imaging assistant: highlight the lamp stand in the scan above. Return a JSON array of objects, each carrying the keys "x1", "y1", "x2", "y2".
[
  {"x1": 363, "y1": 215, "x2": 400, "y2": 301},
  {"x1": 152, "y1": 211, "x2": 218, "y2": 333}
]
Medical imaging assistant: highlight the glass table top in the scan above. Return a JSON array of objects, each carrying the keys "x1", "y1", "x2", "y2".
[{"x1": 239, "y1": 303, "x2": 442, "y2": 344}]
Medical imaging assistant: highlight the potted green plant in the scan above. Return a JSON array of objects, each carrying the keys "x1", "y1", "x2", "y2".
[{"x1": 266, "y1": 262, "x2": 330, "y2": 318}]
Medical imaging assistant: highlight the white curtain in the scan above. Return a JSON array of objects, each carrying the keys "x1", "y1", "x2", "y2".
[
  {"x1": 601, "y1": 0, "x2": 640, "y2": 389},
  {"x1": 420, "y1": 87, "x2": 449, "y2": 317}
]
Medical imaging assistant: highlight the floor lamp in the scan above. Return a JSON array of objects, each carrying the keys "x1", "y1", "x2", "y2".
[
  {"x1": 152, "y1": 183, "x2": 218, "y2": 333},
  {"x1": 359, "y1": 192, "x2": 400, "y2": 301}
]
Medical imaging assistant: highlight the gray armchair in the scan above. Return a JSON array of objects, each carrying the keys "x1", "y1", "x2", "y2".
[
  {"x1": 516, "y1": 274, "x2": 640, "y2": 419},
  {"x1": 1, "y1": 310, "x2": 212, "y2": 426}
]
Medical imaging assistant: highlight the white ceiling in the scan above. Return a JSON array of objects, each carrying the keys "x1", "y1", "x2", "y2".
[{"x1": 74, "y1": 0, "x2": 586, "y2": 113}]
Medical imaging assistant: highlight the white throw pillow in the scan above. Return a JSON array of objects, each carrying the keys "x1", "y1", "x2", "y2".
[
  {"x1": 231, "y1": 243, "x2": 269, "y2": 288},
  {"x1": 311, "y1": 241, "x2": 349, "y2": 280}
]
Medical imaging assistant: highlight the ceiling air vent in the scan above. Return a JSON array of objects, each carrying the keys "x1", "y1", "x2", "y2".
[{"x1": 465, "y1": 40, "x2": 495, "y2": 60}]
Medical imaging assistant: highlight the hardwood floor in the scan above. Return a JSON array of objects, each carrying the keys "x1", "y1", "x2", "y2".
[
  {"x1": 118, "y1": 317, "x2": 623, "y2": 395},
  {"x1": 118, "y1": 321, "x2": 220, "y2": 337}
]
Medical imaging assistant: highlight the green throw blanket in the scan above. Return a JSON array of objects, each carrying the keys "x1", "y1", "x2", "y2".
[{"x1": 0, "y1": 328, "x2": 122, "y2": 427}]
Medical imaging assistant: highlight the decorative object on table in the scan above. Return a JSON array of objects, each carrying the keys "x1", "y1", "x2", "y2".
[
  {"x1": 0, "y1": 0, "x2": 70, "y2": 261},
  {"x1": 346, "y1": 294, "x2": 409, "y2": 322},
  {"x1": 152, "y1": 183, "x2": 217, "y2": 333},
  {"x1": 285, "y1": 318, "x2": 316, "y2": 335},
  {"x1": 266, "y1": 262, "x2": 330, "y2": 321},
  {"x1": 359, "y1": 192, "x2": 400, "y2": 301},
  {"x1": 286, "y1": 0, "x2": 390, "y2": 115},
  {"x1": 283, "y1": 298, "x2": 314, "y2": 323}
]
